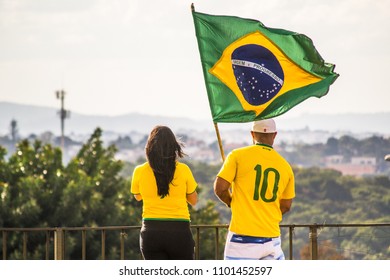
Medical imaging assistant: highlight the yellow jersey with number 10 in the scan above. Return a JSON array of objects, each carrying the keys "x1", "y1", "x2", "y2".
[{"x1": 217, "y1": 143, "x2": 295, "y2": 237}]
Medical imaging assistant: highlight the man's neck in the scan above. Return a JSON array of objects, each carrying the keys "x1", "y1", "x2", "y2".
[{"x1": 255, "y1": 141, "x2": 273, "y2": 148}]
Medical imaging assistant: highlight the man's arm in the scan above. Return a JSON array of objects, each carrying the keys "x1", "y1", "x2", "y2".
[
  {"x1": 280, "y1": 199, "x2": 293, "y2": 214},
  {"x1": 214, "y1": 176, "x2": 232, "y2": 208}
]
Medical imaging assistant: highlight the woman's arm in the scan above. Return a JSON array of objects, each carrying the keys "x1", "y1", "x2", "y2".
[{"x1": 186, "y1": 191, "x2": 198, "y2": 206}]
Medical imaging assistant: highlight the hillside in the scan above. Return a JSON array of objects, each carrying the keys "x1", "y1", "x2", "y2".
[
  {"x1": 1, "y1": 101, "x2": 390, "y2": 136},
  {"x1": 0, "y1": 101, "x2": 208, "y2": 136}
]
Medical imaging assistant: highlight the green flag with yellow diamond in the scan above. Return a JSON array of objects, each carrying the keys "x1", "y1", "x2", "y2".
[{"x1": 192, "y1": 10, "x2": 339, "y2": 123}]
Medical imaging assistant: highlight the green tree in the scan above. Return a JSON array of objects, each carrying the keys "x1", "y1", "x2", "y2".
[
  {"x1": 0, "y1": 140, "x2": 65, "y2": 259},
  {"x1": 2, "y1": 140, "x2": 64, "y2": 228},
  {"x1": 60, "y1": 128, "x2": 140, "y2": 259},
  {"x1": 64, "y1": 128, "x2": 125, "y2": 226},
  {"x1": 325, "y1": 137, "x2": 339, "y2": 155}
]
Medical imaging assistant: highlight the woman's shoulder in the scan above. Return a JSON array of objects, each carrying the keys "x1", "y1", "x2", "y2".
[
  {"x1": 134, "y1": 162, "x2": 150, "y2": 172},
  {"x1": 176, "y1": 161, "x2": 191, "y2": 171}
]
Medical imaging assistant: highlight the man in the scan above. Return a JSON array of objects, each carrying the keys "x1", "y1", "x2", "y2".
[{"x1": 214, "y1": 118, "x2": 295, "y2": 260}]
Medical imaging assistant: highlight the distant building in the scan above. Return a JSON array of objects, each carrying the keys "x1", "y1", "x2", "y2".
[
  {"x1": 324, "y1": 155, "x2": 377, "y2": 176},
  {"x1": 115, "y1": 148, "x2": 145, "y2": 163}
]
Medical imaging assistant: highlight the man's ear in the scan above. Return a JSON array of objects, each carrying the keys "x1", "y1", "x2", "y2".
[{"x1": 250, "y1": 131, "x2": 256, "y2": 143}]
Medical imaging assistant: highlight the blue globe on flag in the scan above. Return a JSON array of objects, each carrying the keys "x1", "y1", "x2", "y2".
[{"x1": 231, "y1": 44, "x2": 284, "y2": 106}]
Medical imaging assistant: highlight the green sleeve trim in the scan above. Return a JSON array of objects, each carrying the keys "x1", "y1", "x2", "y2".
[{"x1": 186, "y1": 187, "x2": 198, "y2": 195}]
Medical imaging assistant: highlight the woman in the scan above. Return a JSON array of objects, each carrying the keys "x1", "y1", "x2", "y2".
[{"x1": 131, "y1": 125, "x2": 198, "y2": 260}]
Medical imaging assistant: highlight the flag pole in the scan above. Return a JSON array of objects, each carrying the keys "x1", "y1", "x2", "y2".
[
  {"x1": 214, "y1": 122, "x2": 225, "y2": 162},
  {"x1": 192, "y1": 3, "x2": 224, "y2": 162}
]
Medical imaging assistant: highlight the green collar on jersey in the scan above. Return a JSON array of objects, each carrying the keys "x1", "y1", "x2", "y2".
[{"x1": 255, "y1": 142, "x2": 273, "y2": 149}]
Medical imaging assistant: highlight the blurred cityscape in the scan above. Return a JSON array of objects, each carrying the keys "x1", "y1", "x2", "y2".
[{"x1": 1, "y1": 101, "x2": 390, "y2": 178}]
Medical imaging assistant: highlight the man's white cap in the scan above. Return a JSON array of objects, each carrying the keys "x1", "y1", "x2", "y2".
[{"x1": 252, "y1": 119, "x2": 277, "y2": 133}]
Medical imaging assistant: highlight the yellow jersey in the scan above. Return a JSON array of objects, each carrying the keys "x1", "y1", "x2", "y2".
[
  {"x1": 131, "y1": 162, "x2": 197, "y2": 221},
  {"x1": 217, "y1": 143, "x2": 295, "y2": 237}
]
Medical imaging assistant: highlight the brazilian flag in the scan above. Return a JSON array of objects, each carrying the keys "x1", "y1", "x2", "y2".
[{"x1": 192, "y1": 10, "x2": 339, "y2": 123}]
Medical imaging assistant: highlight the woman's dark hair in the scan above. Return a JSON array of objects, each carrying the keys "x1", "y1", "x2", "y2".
[{"x1": 145, "y1": 126, "x2": 185, "y2": 198}]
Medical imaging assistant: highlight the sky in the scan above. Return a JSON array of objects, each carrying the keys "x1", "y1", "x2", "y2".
[{"x1": 0, "y1": 0, "x2": 389, "y2": 121}]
